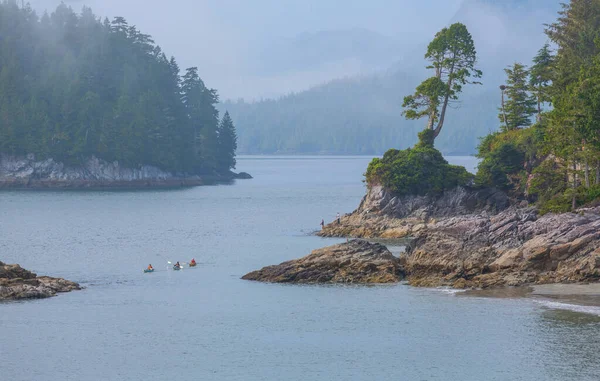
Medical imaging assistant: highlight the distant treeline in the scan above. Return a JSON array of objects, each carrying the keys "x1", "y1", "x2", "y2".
[
  {"x1": 0, "y1": 1, "x2": 237, "y2": 174},
  {"x1": 221, "y1": 71, "x2": 499, "y2": 156}
]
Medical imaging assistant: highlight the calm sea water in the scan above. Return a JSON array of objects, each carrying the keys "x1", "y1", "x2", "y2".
[{"x1": 1, "y1": 156, "x2": 600, "y2": 381}]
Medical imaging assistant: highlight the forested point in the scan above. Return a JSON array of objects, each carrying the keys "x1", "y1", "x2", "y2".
[
  {"x1": 0, "y1": 1, "x2": 237, "y2": 175},
  {"x1": 368, "y1": 0, "x2": 600, "y2": 214}
]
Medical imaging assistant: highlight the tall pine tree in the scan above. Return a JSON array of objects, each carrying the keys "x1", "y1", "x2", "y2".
[
  {"x1": 499, "y1": 63, "x2": 536, "y2": 131},
  {"x1": 218, "y1": 111, "x2": 238, "y2": 171}
]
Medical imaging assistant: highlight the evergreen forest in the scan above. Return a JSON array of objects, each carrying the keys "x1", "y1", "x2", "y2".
[{"x1": 0, "y1": 1, "x2": 237, "y2": 174}]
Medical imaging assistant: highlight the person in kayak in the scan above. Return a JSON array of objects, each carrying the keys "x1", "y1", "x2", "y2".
[
  {"x1": 174, "y1": 261, "x2": 181, "y2": 269},
  {"x1": 190, "y1": 258, "x2": 196, "y2": 266},
  {"x1": 147, "y1": 264, "x2": 153, "y2": 271}
]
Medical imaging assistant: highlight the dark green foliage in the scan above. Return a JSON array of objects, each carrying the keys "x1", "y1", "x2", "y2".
[
  {"x1": 365, "y1": 131, "x2": 472, "y2": 196},
  {"x1": 528, "y1": 159, "x2": 568, "y2": 205},
  {"x1": 499, "y1": 63, "x2": 537, "y2": 131},
  {"x1": 0, "y1": 2, "x2": 237, "y2": 174},
  {"x1": 217, "y1": 112, "x2": 238, "y2": 171},
  {"x1": 475, "y1": 142, "x2": 524, "y2": 190},
  {"x1": 475, "y1": 126, "x2": 545, "y2": 193}
]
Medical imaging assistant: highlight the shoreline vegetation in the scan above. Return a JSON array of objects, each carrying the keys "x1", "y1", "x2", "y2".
[
  {"x1": 0, "y1": 2, "x2": 244, "y2": 187},
  {"x1": 245, "y1": 2, "x2": 600, "y2": 294}
]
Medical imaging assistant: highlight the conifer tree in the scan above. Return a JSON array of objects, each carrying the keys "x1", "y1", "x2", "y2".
[
  {"x1": 529, "y1": 44, "x2": 554, "y2": 122},
  {"x1": 499, "y1": 63, "x2": 536, "y2": 131},
  {"x1": 218, "y1": 111, "x2": 238, "y2": 171}
]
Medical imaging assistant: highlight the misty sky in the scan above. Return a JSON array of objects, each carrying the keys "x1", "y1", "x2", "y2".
[{"x1": 27, "y1": 0, "x2": 555, "y2": 100}]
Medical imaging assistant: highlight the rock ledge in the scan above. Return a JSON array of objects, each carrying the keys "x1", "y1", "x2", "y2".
[{"x1": 242, "y1": 239, "x2": 404, "y2": 284}]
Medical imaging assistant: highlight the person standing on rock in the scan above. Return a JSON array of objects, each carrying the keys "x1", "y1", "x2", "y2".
[
  {"x1": 321, "y1": 219, "x2": 325, "y2": 230},
  {"x1": 336, "y1": 213, "x2": 341, "y2": 224}
]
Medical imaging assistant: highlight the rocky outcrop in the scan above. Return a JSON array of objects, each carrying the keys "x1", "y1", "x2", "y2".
[
  {"x1": 318, "y1": 185, "x2": 509, "y2": 239},
  {"x1": 404, "y1": 206, "x2": 600, "y2": 288},
  {"x1": 0, "y1": 261, "x2": 81, "y2": 300},
  {"x1": 318, "y1": 184, "x2": 600, "y2": 289},
  {"x1": 242, "y1": 239, "x2": 404, "y2": 284},
  {"x1": 0, "y1": 154, "x2": 250, "y2": 188}
]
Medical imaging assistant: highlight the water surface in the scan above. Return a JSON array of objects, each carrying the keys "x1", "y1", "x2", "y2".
[{"x1": 1, "y1": 156, "x2": 599, "y2": 381}]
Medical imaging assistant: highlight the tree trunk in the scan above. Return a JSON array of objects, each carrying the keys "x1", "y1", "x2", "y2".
[
  {"x1": 433, "y1": 60, "x2": 456, "y2": 139},
  {"x1": 585, "y1": 156, "x2": 590, "y2": 188},
  {"x1": 572, "y1": 159, "x2": 578, "y2": 211},
  {"x1": 536, "y1": 92, "x2": 542, "y2": 123},
  {"x1": 501, "y1": 89, "x2": 508, "y2": 128},
  {"x1": 596, "y1": 160, "x2": 600, "y2": 185}
]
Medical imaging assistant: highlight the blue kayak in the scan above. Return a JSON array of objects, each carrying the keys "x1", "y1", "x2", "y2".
[
  {"x1": 144, "y1": 268, "x2": 154, "y2": 273},
  {"x1": 173, "y1": 265, "x2": 181, "y2": 271}
]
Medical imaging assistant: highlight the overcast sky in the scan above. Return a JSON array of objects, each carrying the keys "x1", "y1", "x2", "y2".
[{"x1": 27, "y1": 0, "x2": 555, "y2": 100}]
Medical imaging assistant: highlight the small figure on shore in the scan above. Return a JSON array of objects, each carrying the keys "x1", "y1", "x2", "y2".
[
  {"x1": 336, "y1": 212, "x2": 341, "y2": 224},
  {"x1": 320, "y1": 219, "x2": 325, "y2": 230}
]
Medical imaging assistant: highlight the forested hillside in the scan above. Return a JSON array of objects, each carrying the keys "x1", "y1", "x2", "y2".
[
  {"x1": 221, "y1": 73, "x2": 498, "y2": 155},
  {"x1": 0, "y1": 1, "x2": 237, "y2": 174}
]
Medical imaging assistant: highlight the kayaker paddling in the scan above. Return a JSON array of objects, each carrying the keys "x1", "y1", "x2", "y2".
[{"x1": 189, "y1": 258, "x2": 197, "y2": 267}]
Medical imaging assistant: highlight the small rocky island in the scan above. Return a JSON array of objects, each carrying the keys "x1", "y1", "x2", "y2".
[
  {"x1": 242, "y1": 239, "x2": 404, "y2": 284},
  {"x1": 0, "y1": 261, "x2": 81, "y2": 300}
]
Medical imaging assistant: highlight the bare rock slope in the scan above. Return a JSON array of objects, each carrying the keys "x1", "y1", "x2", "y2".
[{"x1": 242, "y1": 239, "x2": 404, "y2": 284}]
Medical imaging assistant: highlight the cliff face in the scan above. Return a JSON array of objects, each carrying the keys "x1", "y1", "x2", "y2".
[
  {"x1": 319, "y1": 184, "x2": 600, "y2": 288},
  {"x1": 0, "y1": 154, "x2": 250, "y2": 188},
  {"x1": 319, "y1": 185, "x2": 510, "y2": 239}
]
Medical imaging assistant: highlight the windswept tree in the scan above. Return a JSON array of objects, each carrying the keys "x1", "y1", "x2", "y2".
[
  {"x1": 499, "y1": 63, "x2": 536, "y2": 131},
  {"x1": 402, "y1": 22, "x2": 482, "y2": 141},
  {"x1": 529, "y1": 43, "x2": 554, "y2": 122}
]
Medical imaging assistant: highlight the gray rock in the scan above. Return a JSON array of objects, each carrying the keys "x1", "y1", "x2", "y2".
[{"x1": 242, "y1": 239, "x2": 404, "y2": 284}]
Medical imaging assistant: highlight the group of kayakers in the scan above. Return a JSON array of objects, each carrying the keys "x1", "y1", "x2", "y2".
[{"x1": 145, "y1": 258, "x2": 196, "y2": 272}]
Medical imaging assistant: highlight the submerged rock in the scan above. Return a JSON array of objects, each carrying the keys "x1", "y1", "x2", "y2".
[
  {"x1": 234, "y1": 171, "x2": 253, "y2": 179},
  {"x1": 0, "y1": 261, "x2": 80, "y2": 300},
  {"x1": 242, "y1": 239, "x2": 404, "y2": 284}
]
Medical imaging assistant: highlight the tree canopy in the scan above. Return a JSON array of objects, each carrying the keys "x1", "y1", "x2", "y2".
[{"x1": 402, "y1": 23, "x2": 482, "y2": 140}]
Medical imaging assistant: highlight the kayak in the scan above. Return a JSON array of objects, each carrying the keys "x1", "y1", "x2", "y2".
[
  {"x1": 189, "y1": 262, "x2": 197, "y2": 267},
  {"x1": 173, "y1": 265, "x2": 181, "y2": 271},
  {"x1": 144, "y1": 269, "x2": 154, "y2": 273}
]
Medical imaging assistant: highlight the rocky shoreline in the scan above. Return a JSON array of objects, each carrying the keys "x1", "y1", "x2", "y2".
[
  {"x1": 0, "y1": 261, "x2": 81, "y2": 300},
  {"x1": 0, "y1": 154, "x2": 251, "y2": 189},
  {"x1": 317, "y1": 185, "x2": 600, "y2": 289}
]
